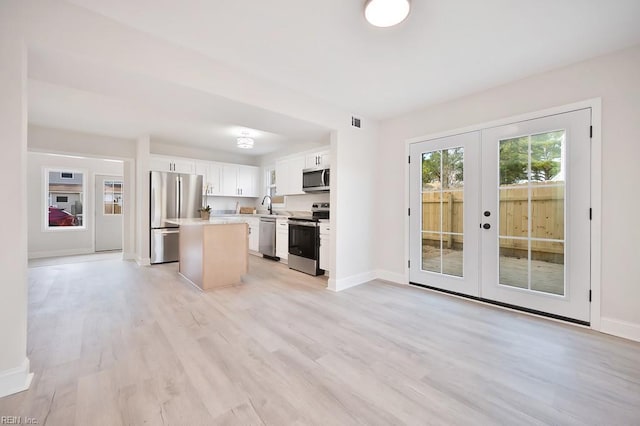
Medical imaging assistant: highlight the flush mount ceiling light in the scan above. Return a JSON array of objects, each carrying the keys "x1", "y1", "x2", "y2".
[
  {"x1": 364, "y1": 0, "x2": 411, "y2": 27},
  {"x1": 236, "y1": 132, "x2": 254, "y2": 149}
]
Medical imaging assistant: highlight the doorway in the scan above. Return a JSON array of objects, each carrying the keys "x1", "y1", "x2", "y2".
[
  {"x1": 95, "y1": 174, "x2": 124, "y2": 252},
  {"x1": 409, "y1": 109, "x2": 591, "y2": 323}
]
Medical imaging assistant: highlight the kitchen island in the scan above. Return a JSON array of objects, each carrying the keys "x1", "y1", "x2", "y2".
[{"x1": 167, "y1": 218, "x2": 248, "y2": 290}]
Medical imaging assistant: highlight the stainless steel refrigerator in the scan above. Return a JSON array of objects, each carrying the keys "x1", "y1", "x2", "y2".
[{"x1": 150, "y1": 171, "x2": 203, "y2": 264}]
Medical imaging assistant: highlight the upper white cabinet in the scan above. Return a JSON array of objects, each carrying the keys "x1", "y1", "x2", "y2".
[
  {"x1": 150, "y1": 155, "x2": 195, "y2": 173},
  {"x1": 305, "y1": 149, "x2": 330, "y2": 169},
  {"x1": 222, "y1": 164, "x2": 259, "y2": 197},
  {"x1": 275, "y1": 155, "x2": 306, "y2": 196},
  {"x1": 195, "y1": 161, "x2": 222, "y2": 196}
]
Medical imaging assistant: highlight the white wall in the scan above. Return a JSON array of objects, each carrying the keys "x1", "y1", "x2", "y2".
[
  {"x1": 27, "y1": 152, "x2": 123, "y2": 258},
  {"x1": 330, "y1": 124, "x2": 379, "y2": 290},
  {"x1": 376, "y1": 45, "x2": 640, "y2": 340},
  {"x1": 278, "y1": 193, "x2": 330, "y2": 212},
  {"x1": 204, "y1": 196, "x2": 257, "y2": 212},
  {"x1": 151, "y1": 140, "x2": 259, "y2": 166},
  {"x1": 0, "y1": 27, "x2": 32, "y2": 397},
  {"x1": 28, "y1": 125, "x2": 135, "y2": 158}
]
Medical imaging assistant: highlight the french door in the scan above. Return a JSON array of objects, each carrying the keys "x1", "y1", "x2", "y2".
[
  {"x1": 409, "y1": 131, "x2": 481, "y2": 296},
  {"x1": 409, "y1": 109, "x2": 591, "y2": 323}
]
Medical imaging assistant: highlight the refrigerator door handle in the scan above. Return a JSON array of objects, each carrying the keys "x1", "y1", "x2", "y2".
[{"x1": 176, "y1": 175, "x2": 181, "y2": 219}]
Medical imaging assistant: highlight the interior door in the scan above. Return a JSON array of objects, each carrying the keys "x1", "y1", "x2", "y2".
[
  {"x1": 480, "y1": 109, "x2": 591, "y2": 323},
  {"x1": 409, "y1": 132, "x2": 480, "y2": 296},
  {"x1": 95, "y1": 175, "x2": 123, "y2": 252}
]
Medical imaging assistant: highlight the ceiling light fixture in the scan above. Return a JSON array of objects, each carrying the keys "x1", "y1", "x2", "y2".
[
  {"x1": 364, "y1": 0, "x2": 411, "y2": 27},
  {"x1": 236, "y1": 132, "x2": 255, "y2": 149}
]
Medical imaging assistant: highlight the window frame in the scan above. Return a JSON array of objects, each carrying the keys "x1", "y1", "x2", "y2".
[
  {"x1": 265, "y1": 166, "x2": 285, "y2": 207},
  {"x1": 43, "y1": 167, "x2": 88, "y2": 232}
]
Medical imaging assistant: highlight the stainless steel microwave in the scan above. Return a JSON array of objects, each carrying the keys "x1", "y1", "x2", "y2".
[{"x1": 302, "y1": 166, "x2": 330, "y2": 192}]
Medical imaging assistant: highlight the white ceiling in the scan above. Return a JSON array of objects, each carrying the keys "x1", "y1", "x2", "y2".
[
  {"x1": 65, "y1": 0, "x2": 640, "y2": 119},
  {"x1": 27, "y1": 47, "x2": 330, "y2": 156}
]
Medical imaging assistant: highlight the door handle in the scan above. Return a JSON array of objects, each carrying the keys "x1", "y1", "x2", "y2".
[{"x1": 482, "y1": 223, "x2": 491, "y2": 229}]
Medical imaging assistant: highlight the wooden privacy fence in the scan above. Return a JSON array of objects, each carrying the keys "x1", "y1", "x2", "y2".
[{"x1": 422, "y1": 184, "x2": 565, "y2": 263}]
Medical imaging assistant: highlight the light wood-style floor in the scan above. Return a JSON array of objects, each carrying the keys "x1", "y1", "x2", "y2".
[{"x1": 1, "y1": 255, "x2": 639, "y2": 425}]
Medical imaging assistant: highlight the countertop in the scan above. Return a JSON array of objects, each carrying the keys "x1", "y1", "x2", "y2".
[
  {"x1": 213, "y1": 213, "x2": 292, "y2": 219},
  {"x1": 166, "y1": 214, "x2": 293, "y2": 226},
  {"x1": 166, "y1": 218, "x2": 246, "y2": 226}
]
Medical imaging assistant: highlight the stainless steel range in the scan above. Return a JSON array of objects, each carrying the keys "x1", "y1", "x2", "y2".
[{"x1": 288, "y1": 203, "x2": 329, "y2": 276}]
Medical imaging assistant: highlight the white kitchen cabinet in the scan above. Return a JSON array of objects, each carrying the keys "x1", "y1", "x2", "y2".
[
  {"x1": 275, "y1": 155, "x2": 305, "y2": 196},
  {"x1": 276, "y1": 218, "x2": 289, "y2": 261},
  {"x1": 319, "y1": 222, "x2": 330, "y2": 272},
  {"x1": 195, "y1": 161, "x2": 222, "y2": 196},
  {"x1": 238, "y1": 165, "x2": 259, "y2": 197},
  {"x1": 222, "y1": 164, "x2": 259, "y2": 197},
  {"x1": 305, "y1": 149, "x2": 330, "y2": 169},
  {"x1": 150, "y1": 155, "x2": 195, "y2": 173},
  {"x1": 246, "y1": 217, "x2": 260, "y2": 252}
]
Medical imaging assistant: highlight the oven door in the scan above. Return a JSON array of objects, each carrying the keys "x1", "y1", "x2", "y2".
[{"x1": 288, "y1": 221, "x2": 319, "y2": 260}]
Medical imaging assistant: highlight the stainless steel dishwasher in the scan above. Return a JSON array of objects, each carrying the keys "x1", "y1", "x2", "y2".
[{"x1": 259, "y1": 217, "x2": 279, "y2": 259}]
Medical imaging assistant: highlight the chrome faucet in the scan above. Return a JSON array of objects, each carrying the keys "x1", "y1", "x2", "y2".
[{"x1": 261, "y1": 195, "x2": 273, "y2": 215}]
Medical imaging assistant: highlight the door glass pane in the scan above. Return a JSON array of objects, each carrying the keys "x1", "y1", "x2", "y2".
[
  {"x1": 499, "y1": 238, "x2": 528, "y2": 289},
  {"x1": 531, "y1": 131, "x2": 564, "y2": 183},
  {"x1": 421, "y1": 147, "x2": 464, "y2": 277},
  {"x1": 443, "y1": 148, "x2": 464, "y2": 189},
  {"x1": 499, "y1": 136, "x2": 528, "y2": 186},
  {"x1": 442, "y1": 234, "x2": 463, "y2": 277},
  {"x1": 499, "y1": 188, "x2": 528, "y2": 237},
  {"x1": 531, "y1": 185, "x2": 564, "y2": 239},
  {"x1": 104, "y1": 180, "x2": 124, "y2": 215},
  {"x1": 422, "y1": 151, "x2": 441, "y2": 191},
  {"x1": 442, "y1": 191, "x2": 463, "y2": 234},
  {"x1": 422, "y1": 232, "x2": 441, "y2": 273},
  {"x1": 497, "y1": 131, "x2": 566, "y2": 295},
  {"x1": 422, "y1": 192, "x2": 441, "y2": 232},
  {"x1": 531, "y1": 241, "x2": 564, "y2": 295}
]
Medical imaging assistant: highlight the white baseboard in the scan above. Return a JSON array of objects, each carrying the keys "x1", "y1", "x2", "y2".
[
  {"x1": 122, "y1": 251, "x2": 136, "y2": 261},
  {"x1": 374, "y1": 269, "x2": 407, "y2": 285},
  {"x1": 600, "y1": 317, "x2": 640, "y2": 342},
  {"x1": 327, "y1": 270, "x2": 376, "y2": 292},
  {"x1": 28, "y1": 248, "x2": 93, "y2": 259},
  {"x1": 0, "y1": 358, "x2": 33, "y2": 398},
  {"x1": 136, "y1": 257, "x2": 151, "y2": 266}
]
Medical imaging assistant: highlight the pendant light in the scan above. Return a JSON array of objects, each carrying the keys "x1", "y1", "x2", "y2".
[{"x1": 364, "y1": 0, "x2": 411, "y2": 27}]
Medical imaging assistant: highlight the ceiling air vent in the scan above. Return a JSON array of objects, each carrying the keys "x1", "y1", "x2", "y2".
[{"x1": 351, "y1": 116, "x2": 361, "y2": 128}]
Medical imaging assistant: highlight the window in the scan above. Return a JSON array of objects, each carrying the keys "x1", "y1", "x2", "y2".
[
  {"x1": 45, "y1": 169, "x2": 86, "y2": 229},
  {"x1": 103, "y1": 180, "x2": 123, "y2": 215},
  {"x1": 265, "y1": 167, "x2": 285, "y2": 204}
]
